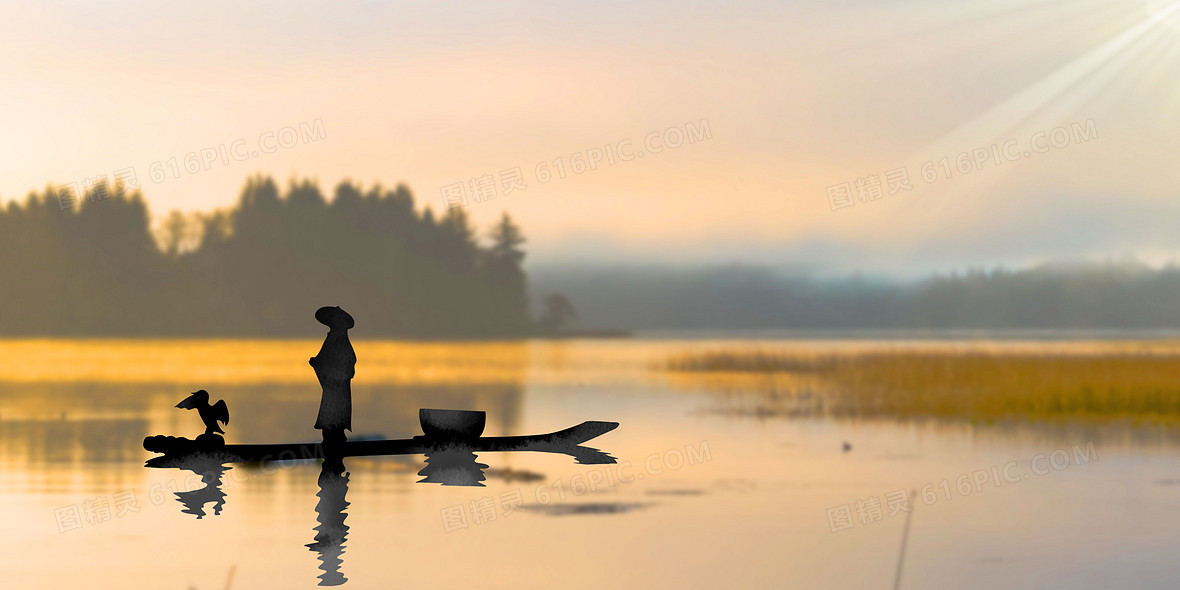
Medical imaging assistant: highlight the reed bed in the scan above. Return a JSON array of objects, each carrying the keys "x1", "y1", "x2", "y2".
[{"x1": 665, "y1": 349, "x2": 1180, "y2": 423}]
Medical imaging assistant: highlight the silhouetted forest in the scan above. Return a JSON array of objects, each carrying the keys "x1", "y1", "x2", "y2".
[
  {"x1": 0, "y1": 176, "x2": 531, "y2": 337},
  {"x1": 531, "y1": 262, "x2": 1180, "y2": 332}
]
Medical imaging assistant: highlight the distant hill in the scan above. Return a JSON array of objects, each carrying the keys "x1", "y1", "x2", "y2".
[{"x1": 528, "y1": 261, "x2": 1180, "y2": 331}]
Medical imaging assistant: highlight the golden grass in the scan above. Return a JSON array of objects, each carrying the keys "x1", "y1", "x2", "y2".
[
  {"x1": 666, "y1": 351, "x2": 834, "y2": 373},
  {"x1": 665, "y1": 349, "x2": 1180, "y2": 423}
]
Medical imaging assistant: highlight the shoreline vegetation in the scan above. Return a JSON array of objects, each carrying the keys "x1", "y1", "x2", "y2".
[
  {"x1": 664, "y1": 348, "x2": 1180, "y2": 425},
  {"x1": 0, "y1": 176, "x2": 609, "y2": 339}
]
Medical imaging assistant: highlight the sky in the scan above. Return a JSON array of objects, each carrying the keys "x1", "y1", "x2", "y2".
[{"x1": 2, "y1": 0, "x2": 1179, "y2": 276}]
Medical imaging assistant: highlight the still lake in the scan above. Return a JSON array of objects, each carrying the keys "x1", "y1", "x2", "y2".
[{"x1": 4, "y1": 337, "x2": 1180, "y2": 589}]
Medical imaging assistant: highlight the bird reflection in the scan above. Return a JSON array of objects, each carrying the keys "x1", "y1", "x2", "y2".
[
  {"x1": 176, "y1": 463, "x2": 228, "y2": 519},
  {"x1": 307, "y1": 457, "x2": 350, "y2": 587},
  {"x1": 144, "y1": 454, "x2": 229, "y2": 519}
]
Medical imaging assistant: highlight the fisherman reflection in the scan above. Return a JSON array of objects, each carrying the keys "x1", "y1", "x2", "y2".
[{"x1": 308, "y1": 457, "x2": 350, "y2": 587}]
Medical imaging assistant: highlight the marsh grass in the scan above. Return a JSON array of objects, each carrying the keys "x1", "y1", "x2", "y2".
[
  {"x1": 665, "y1": 349, "x2": 1180, "y2": 423},
  {"x1": 665, "y1": 351, "x2": 837, "y2": 373}
]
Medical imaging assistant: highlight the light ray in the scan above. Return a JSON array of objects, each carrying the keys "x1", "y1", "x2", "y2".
[
  {"x1": 914, "y1": 1, "x2": 1180, "y2": 159},
  {"x1": 864, "y1": 1, "x2": 1180, "y2": 231}
]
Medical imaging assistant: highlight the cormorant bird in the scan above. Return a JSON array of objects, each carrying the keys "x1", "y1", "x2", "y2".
[{"x1": 176, "y1": 390, "x2": 230, "y2": 436}]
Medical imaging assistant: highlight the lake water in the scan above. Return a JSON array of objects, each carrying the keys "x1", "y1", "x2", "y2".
[{"x1": 4, "y1": 338, "x2": 1180, "y2": 589}]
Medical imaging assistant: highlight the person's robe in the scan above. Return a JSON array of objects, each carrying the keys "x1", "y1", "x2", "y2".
[{"x1": 311, "y1": 328, "x2": 356, "y2": 432}]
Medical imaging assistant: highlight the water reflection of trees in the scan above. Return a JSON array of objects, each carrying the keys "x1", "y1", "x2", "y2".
[
  {"x1": 0, "y1": 380, "x2": 524, "y2": 465},
  {"x1": 226, "y1": 382, "x2": 524, "y2": 443},
  {"x1": 0, "y1": 416, "x2": 148, "y2": 464}
]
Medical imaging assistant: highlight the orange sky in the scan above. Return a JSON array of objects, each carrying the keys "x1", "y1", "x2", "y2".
[{"x1": 3, "y1": 1, "x2": 1179, "y2": 272}]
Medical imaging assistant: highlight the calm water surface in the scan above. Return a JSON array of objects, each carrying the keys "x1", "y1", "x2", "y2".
[{"x1": 4, "y1": 338, "x2": 1180, "y2": 589}]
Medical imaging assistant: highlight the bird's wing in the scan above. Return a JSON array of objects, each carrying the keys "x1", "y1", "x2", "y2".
[
  {"x1": 175, "y1": 393, "x2": 199, "y2": 409},
  {"x1": 212, "y1": 400, "x2": 230, "y2": 425}
]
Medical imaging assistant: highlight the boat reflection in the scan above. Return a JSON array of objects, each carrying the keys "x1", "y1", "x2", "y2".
[
  {"x1": 418, "y1": 447, "x2": 489, "y2": 486},
  {"x1": 142, "y1": 406, "x2": 618, "y2": 586}
]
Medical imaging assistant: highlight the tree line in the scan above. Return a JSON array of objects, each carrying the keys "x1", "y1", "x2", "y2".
[
  {"x1": 0, "y1": 176, "x2": 538, "y2": 337},
  {"x1": 531, "y1": 262, "x2": 1180, "y2": 331}
]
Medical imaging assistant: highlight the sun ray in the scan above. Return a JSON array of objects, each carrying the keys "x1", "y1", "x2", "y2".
[
  {"x1": 913, "y1": 1, "x2": 1180, "y2": 160},
  {"x1": 1003, "y1": 13, "x2": 1175, "y2": 132},
  {"x1": 1085, "y1": 24, "x2": 1180, "y2": 116},
  {"x1": 861, "y1": 1, "x2": 1180, "y2": 229}
]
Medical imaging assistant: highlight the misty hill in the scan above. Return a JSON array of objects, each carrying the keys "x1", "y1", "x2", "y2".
[
  {"x1": 0, "y1": 177, "x2": 530, "y2": 337},
  {"x1": 529, "y1": 262, "x2": 1180, "y2": 332}
]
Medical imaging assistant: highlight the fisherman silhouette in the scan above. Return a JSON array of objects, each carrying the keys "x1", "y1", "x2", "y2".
[
  {"x1": 310, "y1": 306, "x2": 356, "y2": 447},
  {"x1": 176, "y1": 390, "x2": 229, "y2": 439}
]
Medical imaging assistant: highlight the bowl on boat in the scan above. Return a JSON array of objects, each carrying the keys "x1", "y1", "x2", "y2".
[{"x1": 419, "y1": 409, "x2": 486, "y2": 440}]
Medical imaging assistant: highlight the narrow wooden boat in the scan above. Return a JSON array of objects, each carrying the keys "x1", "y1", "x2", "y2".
[{"x1": 145, "y1": 410, "x2": 618, "y2": 466}]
